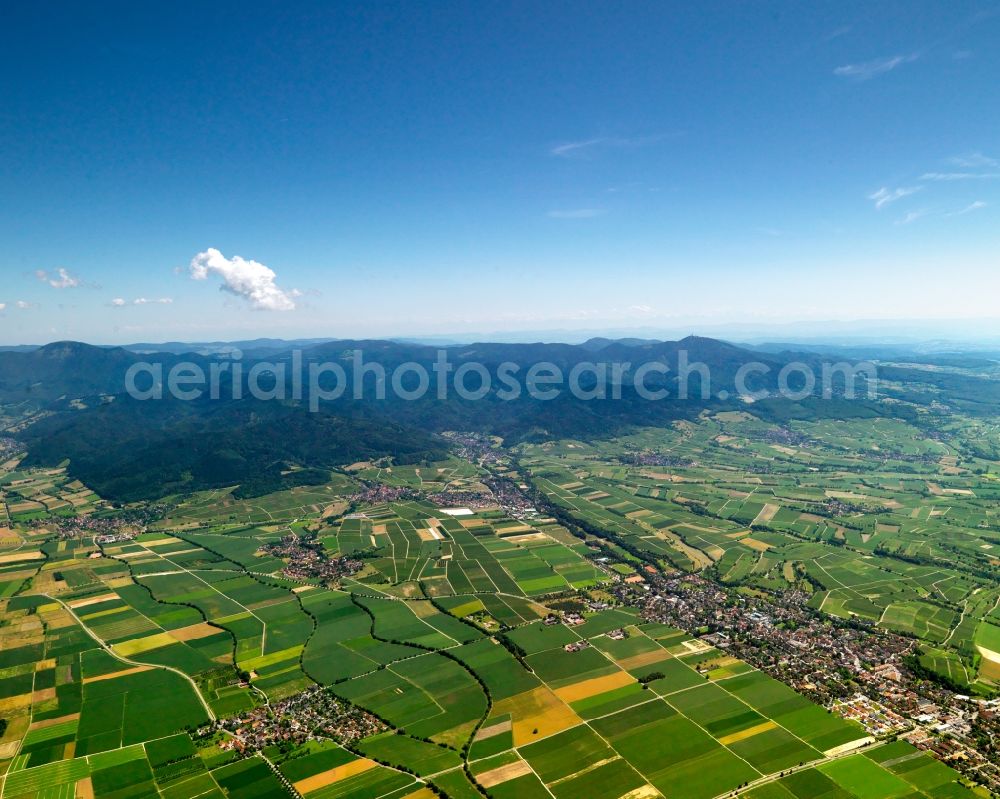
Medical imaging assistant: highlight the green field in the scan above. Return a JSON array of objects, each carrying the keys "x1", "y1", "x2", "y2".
[{"x1": 0, "y1": 418, "x2": 984, "y2": 799}]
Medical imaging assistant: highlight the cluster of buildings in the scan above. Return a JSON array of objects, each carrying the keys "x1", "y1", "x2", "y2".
[
  {"x1": 349, "y1": 484, "x2": 418, "y2": 505},
  {"x1": 211, "y1": 686, "x2": 386, "y2": 752},
  {"x1": 54, "y1": 505, "x2": 163, "y2": 540},
  {"x1": 424, "y1": 475, "x2": 537, "y2": 519},
  {"x1": 759, "y1": 427, "x2": 811, "y2": 448},
  {"x1": 831, "y1": 694, "x2": 910, "y2": 736},
  {"x1": 260, "y1": 534, "x2": 363, "y2": 584},
  {"x1": 93, "y1": 531, "x2": 138, "y2": 545},
  {"x1": 0, "y1": 437, "x2": 22, "y2": 461},
  {"x1": 483, "y1": 474, "x2": 538, "y2": 518},
  {"x1": 611, "y1": 570, "x2": 1000, "y2": 792},
  {"x1": 430, "y1": 489, "x2": 496, "y2": 510},
  {"x1": 619, "y1": 450, "x2": 694, "y2": 468},
  {"x1": 439, "y1": 433, "x2": 538, "y2": 517},
  {"x1": 441, "y1": 431, "x2": 506, "y2": 468}
]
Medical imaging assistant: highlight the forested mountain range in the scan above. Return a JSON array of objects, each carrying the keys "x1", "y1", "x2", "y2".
[{"x1": 3, "y1": 337, "x2": 995, "y2": 501}]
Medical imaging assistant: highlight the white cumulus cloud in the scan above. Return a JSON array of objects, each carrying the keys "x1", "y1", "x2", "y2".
[
  {"x1": 189, "y1": 248, "x2": 298, "y2": 311},
  {"x1": 111, "y1": 297, "x2": 173, "y2": 307},
  {"x1": 0, "y1": 303, "x2": 6, "y2": 312},
  {"x1": 36, "y1": 267, "x2": 81, "y2": 289}
]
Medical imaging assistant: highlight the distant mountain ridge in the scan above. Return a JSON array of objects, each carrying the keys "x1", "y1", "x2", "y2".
[{"x1": 0, "y1": 335, "x2": 903, "y2": 501}]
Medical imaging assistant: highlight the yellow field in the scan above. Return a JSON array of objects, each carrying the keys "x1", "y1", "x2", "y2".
[
  {"x1": 495, "y1": 525, "x2": 534, "y2": 536},
  {"x1": 717, "y1": 720, "x2": 777, "y2": 745},
  {"x1": 977, "y1": 646, "x2": 1000, "y2": 682},
  {"x1": 477, "y1": 760, "x2": 532, "y2": 787},
  {"x1": 504, "y1": 533, "x2": 549, "y2": 544},
  {"x1": 0, "y1": 551, "x2": 43, "y2": 564},
  {"x1": 619, "y1": 785, "x2": 661, "y2": 799},
  {"x1": 447, "y1": 599, "x2": 484, "y2": 618},
  {"x1": 79, "y1": 606, "x2": 129, "y2": 622},
  {"x1": 293, "y1": 758, "x2": 376, "y2": 794},
  {"x1": 616, "y1": 649, "x2": 673, "y2": 671},
  {"x1": 740, "y1": 537, "x2": 772, "y2": 552},
  {"x1": 554, "y1": 670, "x2": 635, "y2": 703},
  {"x1": 170, "y1": 622, "x2": 222, "y2": 642},
  {"x1": 0, "y1": 527, "x2": 22, "y2": 545},
  {"x1": 112, "y1": 632, "x2": 175, "y2": 656},
  {"x1": 642, "y1": 472, "x2": 684, "y2": 481},
  {"x1": 39, "y1": 608, "x2": 77, "y2": 630},
  {"x1": 492, "y1": 686, "x2": 581, "y2": 746},
  {"x1": 321, "y1": 501, "x2": 348, "y2": 518},
  {"x1": 68, "y1": 593, "x2": 118, "y2": 610},
  {"x1": 83, "y1": 666, "x2": 153, "y2": 684},
  {"x1": 754, "y1": 504, "x2": 780, "y2": 524},
  {"x1": 0, "y1": 693, "x2": 33, "y2": 712},
  {"x1": 140, "y1": 536, "x2": 184, "y2": 548}
]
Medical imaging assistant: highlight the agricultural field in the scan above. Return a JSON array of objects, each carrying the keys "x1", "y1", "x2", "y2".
[
  {"x1": 1, "y1": 465, "x2": 103, "y2": 524},
  {"x1": 0, "y1": 444, "x2": 981, "y2": 799},
  {"x1": 156, "y1": 474, "x2": 359, "y2": 529},
  {"x1": 329, "y1": 501, "x2": 606, "y2": 601},
  {"x1": 743, "y1": 740, "x2": 980, "y2": 799},
  {"x1": 351, "y1": 457, "x2": 485, "y2": 492},
  {"x1": 519, "y1": 409, "x2": 1000, "y2": 693}
]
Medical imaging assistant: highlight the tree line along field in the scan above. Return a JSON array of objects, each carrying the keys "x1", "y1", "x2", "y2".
[
  {"x1": 519, "y1": 409, "x2": 1000, "y2": 694},
  {"x1": 0, "y1": 451, "x2": 980, "y2": 799}
]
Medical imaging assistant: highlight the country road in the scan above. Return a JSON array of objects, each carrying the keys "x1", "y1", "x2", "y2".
[{"x1": 42, "y1": 593, "x2": 216, "y2": 722}]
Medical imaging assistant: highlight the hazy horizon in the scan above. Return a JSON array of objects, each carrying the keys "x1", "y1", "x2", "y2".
[
  {"x1": 8, "y1": 315, "x2": 1000, "y2": 351},
  {"x1": 3, "y1": 3, "x2": 999, "y2": 343}
]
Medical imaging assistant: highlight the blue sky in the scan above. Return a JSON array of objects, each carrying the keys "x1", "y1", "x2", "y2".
[{"x1": 2, "y1": 1, "x2": 999, "y2": 344}]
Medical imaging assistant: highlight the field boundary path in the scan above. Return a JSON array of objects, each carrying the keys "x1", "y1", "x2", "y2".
[{"x1": 41, "y1": 593, "x2": 217, "y2": 722}]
